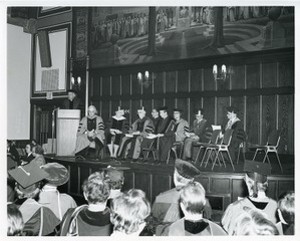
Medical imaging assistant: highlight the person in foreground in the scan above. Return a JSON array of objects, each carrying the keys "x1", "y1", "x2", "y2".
[
  {"x1": 276, "y1": 191, "x2": 294, "y2": 235},
  {"x1": 161, "y1": 182, "x2": 227, "y2": 236},
  {"x1": 110, "y1": 189, "x2": 151, "y2": 236},
  {"x1": 152, "y1": 159, "x2": 212, "y2": 235},
  {"x1": 227, "y1": 207, "x2": 279, "y2": 235},
  {"x1": 221, "y1": 160, "x2": 277, "y2": 233},
  {"x1": 7, "y1": 203, "x2": 24, "y2": 236},
  {"x1": 60, "y1": 172, "x2": 112, "y2": 236}
]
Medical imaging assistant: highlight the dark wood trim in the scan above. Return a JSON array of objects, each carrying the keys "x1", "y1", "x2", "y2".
[
  {"x1": 37, "y1": 7, "x2": 71, "y2": 18},
  {"x1": 91, "y1": 86, "x2": 294, "y2": 101}
]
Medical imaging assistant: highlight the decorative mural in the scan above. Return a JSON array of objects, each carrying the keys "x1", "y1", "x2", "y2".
[{"x1": 88, "y1": 6, "x2": 294, "y2": 68}]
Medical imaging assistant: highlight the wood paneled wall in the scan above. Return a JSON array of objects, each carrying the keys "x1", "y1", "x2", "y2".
[{"x1": 89, "y1": 48, "x2": 294, "y2": 154}]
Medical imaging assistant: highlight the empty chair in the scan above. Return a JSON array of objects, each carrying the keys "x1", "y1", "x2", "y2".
[
  {"x1": 195, "y1": 130, "x2": 221, "y2": 167},
  {"x1": 252, "y1": 129, "x2": 283, "y2": 173},
  {"x1": 210, "y1": 129, "x2": 235, "y2": 171}
]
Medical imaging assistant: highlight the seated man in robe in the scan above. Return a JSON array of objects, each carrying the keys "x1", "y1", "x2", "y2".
[
  {"x1": 118, "y1": 107, "x2": 154, "y2": 160},
  {"x1": 145, "y1": 106, "x2": 175, "y2": 164},
  {"x1": 182, "y1": 109, "x2": 212, "y2": 161},
  {"x1": 105, "y1": 106, "x2": 129, "y2": 159},
  {"x1": 61, "y1": 89, "x2": 80, "y2": 109},
  {"x1": 75, "y1": 105, "x2": 105, "y2": 160},
  {"x1": 161, "y1": 182, "x2": 226, "y2": 236},
  {"x1": 151, "y1": 159, "x2": 212, "y2": 235},
  {"x1": 172, "y1": 108, "x2": 189, "y2": 157}
]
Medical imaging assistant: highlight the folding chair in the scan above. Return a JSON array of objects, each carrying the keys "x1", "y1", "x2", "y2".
[
  {"x1": 142, "y1": 138, "x2": 159, "y2": 161},
  {"x1": 252, "y1": 129, "x2": 283, "y2": 173},
  {"x1": 210, "y1": 129, "x2": 235, "y2": 171},
  {"x1": 196, "y1": 130, "x2": 222, "y2": 167},
  {"x1": 166, "y1": 141, "x2": 183, "y2": 164}
]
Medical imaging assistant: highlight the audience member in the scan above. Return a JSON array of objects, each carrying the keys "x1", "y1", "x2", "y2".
[
  {"x1": 21, "y1": 143, "x2": 35, "y2": 165},
  {"x1": 152, "y1": 159, "x2": 212, "y2": 235},
  {"x1": 228, "y1": 207, "x2": 279, "y2": 235},
  {"x1": 110, "y1": 189, "x2": 151, "y2": 236},
  {"x1": 161, "y1": 182, "x2": 227, "y2": 236},
  {"x1": 39, "y1": 162, "x2": 77, "y2": 221},
  {"x1": 222, "y1": 161, "x2": 277, "y2": 233},
  {"x1": 60, "y1": 172, "x2": 112, "y2": 236},
  {"x1": 7, "y1": 140, "x2": 20, "y2": 167},
  {"x1": 7, "y1": 203, "x2": 24, "y2": 236},
  {"x1": 31, "y1": 145, "x2": 46, "y2": 167},
  {"x1": 75, "y1": 105, "x2": 105, "y2": 160},
  {"x1": 8, "y1": 162, "x2": 60, "y2": 236},
  {"x1": 276, "y1": 191, "x2": 294, "y2": 235}
]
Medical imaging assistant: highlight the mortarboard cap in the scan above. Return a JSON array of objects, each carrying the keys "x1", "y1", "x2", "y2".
[
  {"x1": 175, "y1": 159, "x2": 201, "y2": 180},
  {"x1": 173, "y1": 108, "x2": 183, "y2": 113},
  {"x1": 159, "y1": 106, "x2": 168, "y2": 111},
  {"x1": 243, "y1": 160, "x2": 271, "y2": 177},
  {"x1": 103, "y1": 165, "x2": 130, "y2": 182},
  {"x1": 226, "y1": 106, "x2": 239, "y2": 114},
  {"x1": 8, "y1": 162, "x2": 49, "y2": 189},
  {"x1": 41, "y1": 162, "x2": 69, "y2": 186}
]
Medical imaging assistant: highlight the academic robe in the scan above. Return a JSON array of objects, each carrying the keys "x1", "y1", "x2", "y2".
[
  {"x1": 156, "y1": 116, "x2": 176, "y2": 162},
  {"x1": 118, "y1": 116, "x2": 154, "y2": 159},
  {"x1": 106, "y1": 116, "x2": 129, "y2": 145},
  {"x1": 182, "y1": 118, "x2": 212, "y2": 160},
  {"x1": 221, "y1": 196, "x2": 278, "y2": 234},
  {"x1": 75, "y1": 116, "x2": 105, "y2": 154},
  {"x1": 61, "y1": 97, "x2": 80, "y2": 109},
  {"x1": 174, "y1": 119, "x2": 189, "y2": 142},
  {"x1": 161, "y1": 218, "x2": 227, "y2": 236},
  {"x1": 152, "y1": 188, "x2": 212, "y2": 235}
]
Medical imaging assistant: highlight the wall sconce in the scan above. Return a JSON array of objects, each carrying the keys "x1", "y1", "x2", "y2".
[
  {"x1": 137, "y1": 71, "x2": 151, "y2": 88},
  {"x1": 71, "y1": 76, "x2": 81, "y2": 86},
  {"x1": 213, "y1": 64, "x2": 228, "y2": 82}
]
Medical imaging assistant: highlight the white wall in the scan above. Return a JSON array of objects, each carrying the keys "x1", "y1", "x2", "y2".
[{"x1": 7, "y1": 24, "x2": 31, "y2": 140}]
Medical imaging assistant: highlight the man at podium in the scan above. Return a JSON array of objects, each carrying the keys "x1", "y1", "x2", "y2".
[
  {"x1": 75, "y1": 105, "x2": 105, "y2": 160},
  {"x1": 61, "y1": 89, "x2": 80, "y2": 109}
]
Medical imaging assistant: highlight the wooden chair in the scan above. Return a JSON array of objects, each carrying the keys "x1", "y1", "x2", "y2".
[
  {"x1": 251, "y1": 129, "x2": 283, "y2": 172},
  {"x1": 196, "y1": 130, "x2": 222, "y2": 167},
  {"x1": 210, "y1": 129, "x2": 235, "y2": 171},
  {"x1": 166, "y1": 141, "x2": 183, "y2": 164},
  {"x1": 142, "y1": 138, "x2": 159, "y2": 161}
]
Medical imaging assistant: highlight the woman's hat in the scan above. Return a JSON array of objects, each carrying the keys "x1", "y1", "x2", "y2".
[{"x1": 41, "y1": 162, "x2": 69, "y2": 186}]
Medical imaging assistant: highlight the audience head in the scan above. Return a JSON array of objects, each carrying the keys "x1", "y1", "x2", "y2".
[
  {"x1": 226, "y1": 106, "x2": 238, "y2": 120},
  {"x1": 7, "y1": 203, "x2": 24, "y2": 236},
  {"x1": 82, "y1": 172, "x2": 110, "y2": 204},
  {"x1": 277, "y1": 191, "x2": 294, "y2": 234},
  {"x1": 137, "y1": 107, "x2": 146, "y2": 119},
  {"x1": 229, "y1": 207, "x2": 279, "y2": 235},
  {"x1": 41, "y1": 162, "x2": 69, "y2": 187},
  {"x1": 173, "y1": 108, "x2": 183, "y2": 121},
  {"x1": 32, "y1": 145, "x2": 44, "y2": 157},
  {"x1": 104, "y1": 166, "x2": 129, "y2": 191},
  {"x1": 31, "y1": 139, "x2": 38, "y2": 146},
  {"x1": 195, "y1": 109, "x2": 204, "y2": 121},
  {"x1": 179, "y1": 182, "x2": 207, "y2": 216},
  {"x1": 88, "y1": 105, "x2": 98, "y2": 118},
  {"x1": 110, "y1": 189, "x2": 151, "y2": 235},
  {"x1": 173, "y1": 159, "x2": 201, "y2": 189},
  {"x1": 151, "y1": 108, "x2": 159, "y2": 119},
  {"x1": 159, "y1": 106, "x2": 168, "y2": 119},
  {"x1": 243, "y1": 161, "x2": 271, "y2": 198},
  {"x1": 25, "y1": 143, "x2": 33, "y2": 155}
]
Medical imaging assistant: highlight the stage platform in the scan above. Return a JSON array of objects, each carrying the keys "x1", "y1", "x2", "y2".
[{"x1": 45, "y1": 154, "x2": 294, "y2": 222}]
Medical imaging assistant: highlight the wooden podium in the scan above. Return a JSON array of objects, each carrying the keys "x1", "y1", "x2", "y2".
[{"x1": 56, "y1": 109, "x2": 80, "y2": 156}]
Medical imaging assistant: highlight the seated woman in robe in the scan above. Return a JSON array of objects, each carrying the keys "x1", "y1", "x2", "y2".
[{"x1": 105, "y1": 106, "x2": 129, "y2": 159}]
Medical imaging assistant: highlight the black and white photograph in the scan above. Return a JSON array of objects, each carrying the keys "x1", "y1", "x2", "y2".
[{"x1": 2, "y1": 0, "x2": 299, "y2": 238}]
